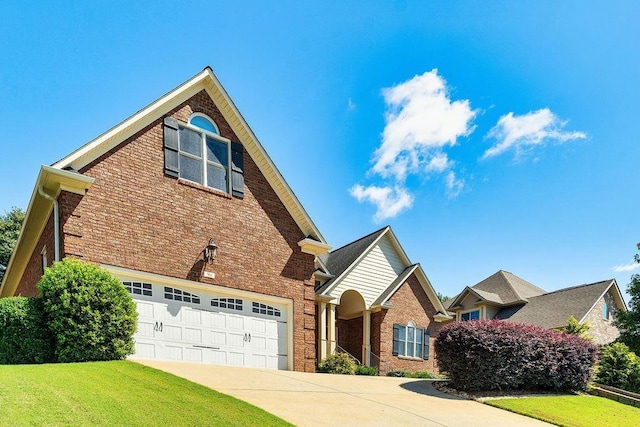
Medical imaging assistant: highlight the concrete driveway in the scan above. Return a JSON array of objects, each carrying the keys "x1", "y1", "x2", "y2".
[{"x1": 138, "y1": 361, "x2": 552, "y2": 426}]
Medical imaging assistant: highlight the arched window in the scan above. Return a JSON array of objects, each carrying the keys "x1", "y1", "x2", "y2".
[
  {"x1": 163, "y1": 113, "x2": 245, "y2": 197},
  {"x1": 189, "y1": 114, "x2": 219, "y2": 134},
  {"x1": 177, "y1": 114, "x2": 229, "y2": 192},
  {"x1": 393, "y1": 321, "x2": 429, "y2": 360}
]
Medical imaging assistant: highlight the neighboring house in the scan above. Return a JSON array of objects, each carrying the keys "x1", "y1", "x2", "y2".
[
  {"x1": 0, "y1": 67, "x2": 451, "y2": 373},
  {"x1": 314, "y1": 226, "x2": 451, "y2": 374},
  {"x1": 446, "y1": 270, "x2": 627, "y2": 344},
  {"x1": 0, "y1": 67, "x2": 331, "y2": 372}
]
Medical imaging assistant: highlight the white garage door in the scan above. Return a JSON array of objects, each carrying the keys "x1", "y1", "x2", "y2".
[{"x1": 122, "y1": 281, "x2": 289, "y2": 370}]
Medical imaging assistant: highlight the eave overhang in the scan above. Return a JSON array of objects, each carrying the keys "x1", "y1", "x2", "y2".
[
  {"x1": 0, "y1": 166, "x2": 94, "y2": 297},
  {"x1": 298, "y1": 238, "x2": 332, "y2": 256}
]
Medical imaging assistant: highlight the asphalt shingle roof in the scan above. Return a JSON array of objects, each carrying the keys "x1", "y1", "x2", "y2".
[
  {"x1": 315, "y1": 226, "x2": 388, "y2": 293},
  {"x1": 495, "y1": 279, "x2": 614, "y2": 329},
  {"x1": 472, "y1": 270, "x2": 547, "y2": 304}
]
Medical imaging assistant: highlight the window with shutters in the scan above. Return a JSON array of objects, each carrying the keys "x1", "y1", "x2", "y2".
[
  {"x1": 163, "y1": 114, "x2": 244, "y2": 198},
  {"x1": 392, "y1": 322, "x2": 430, "y2": 360}
]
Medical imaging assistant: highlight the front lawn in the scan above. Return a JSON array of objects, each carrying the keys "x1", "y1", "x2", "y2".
[
  {"x1": 485, "y1": 395, "x2": 640, "y2": 427},
  {"x1": 0, "y1": 361, "x2": 291, "y2": 426}
]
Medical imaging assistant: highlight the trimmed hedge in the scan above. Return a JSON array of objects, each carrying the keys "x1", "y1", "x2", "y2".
[
  {"x1": 435, "y1": 320, "x2": 598, "y2": 391},
  {"x1": 596, "y1": 342, "x2": 640, "y2": 393},
  {"x1": 37, "y1": 259, "x2": 138, "y2": 363},
  {"x1": 0, "y1": 297, "x2": 52, "y2": 364}
]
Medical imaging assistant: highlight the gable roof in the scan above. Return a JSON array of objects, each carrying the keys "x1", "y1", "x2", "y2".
[
  {"x1": 448, "y1": 270, "x2": 546, "y2": 309},
  {"x1": 315, "y1": 226, "x2": 451, "y2": 318},
  {"x1": 315, "y1": 226, "x2": 387, "y2": 293},
  {"x1": 495, "y1": 279, "x2": 626, "y2": 329},
  {"x1": 52, "y1": 67, "x2": 326, "y2": 245},
  {"x1": 1, "y1": 67, "x2": 329, "y2": 297}
]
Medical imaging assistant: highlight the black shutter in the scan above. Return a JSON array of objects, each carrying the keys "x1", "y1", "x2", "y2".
[
  {"x1": 163, "y1": 117, "x2": 180, "y2": 178},
  {"x1": 231, "y1": 142, "x2": 244, "y2": 198},
  {"x1": 392, "y1": 324, "x2": 400, "y2": 356},
  {"x1": 423, "y1": 329, "x2": 430, "y2": 360}
]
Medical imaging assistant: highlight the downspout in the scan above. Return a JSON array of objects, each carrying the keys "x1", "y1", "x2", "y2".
[{"x1": 37, "y1": 187, "x2": 60, "y2": 262}]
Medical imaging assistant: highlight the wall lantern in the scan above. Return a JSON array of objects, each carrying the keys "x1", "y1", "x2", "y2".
[{"x1": 204, "y1": 238, "x2": 218, "y2": 264}]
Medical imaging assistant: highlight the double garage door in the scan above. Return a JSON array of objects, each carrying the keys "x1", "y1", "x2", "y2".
[{"x1": 123, "y1": 280, "x2": 289, "y2": 370}]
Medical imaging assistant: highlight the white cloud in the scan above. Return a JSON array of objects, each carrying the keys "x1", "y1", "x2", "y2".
[
  {"x1": 445, "y1": 171, "x2": 464, "y2": 198},
  {"x1": 373, "y1": 70, "x2": 477, "y2": 180},
  {"x1": 613, "y1": 261, "x2": 640, "y2": 272},
  {"x1": 347, "y1": 98, "x2": 356, "y2": 112},
  {"x1": 350, "y1": 184, "x2": 414, "y2": 222},
  {"x1": 425, "y1": 152, "x2": 452, "y2": 173},
  {"x1": 483, "y1": 108, "x2": 586, "y2": 159}
]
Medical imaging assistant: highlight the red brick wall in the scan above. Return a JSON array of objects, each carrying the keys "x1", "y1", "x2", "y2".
[
  {"x1": 15, "y1": 212, "x2": 56, "y2": 297},
  {"x1": 18, "y1": 90, "x2": 317, "y2": 372},
  {"x1": 375, "y1": 274, "x2": 443, "y2": 374},
  {"x1": 337, "y1": 316, "x2": 363, "y2": 363}
]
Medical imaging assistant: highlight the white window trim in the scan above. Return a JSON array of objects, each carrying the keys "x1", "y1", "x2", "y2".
[
  {"x1": 178, "y1": 116, "x2": 232, "y2": 193},
  {"x1": 459, "y1": 309, "x2": 481, "y2": 321},
  {"x1": 40, "y1": 246, "x2": 47, "y2": 273},
  {"x1": 190, "y1": 112, "x2": 220, "y2": 134},
  {"x1": 394, "y1": 321, "x2": 426, "y2": 359}
]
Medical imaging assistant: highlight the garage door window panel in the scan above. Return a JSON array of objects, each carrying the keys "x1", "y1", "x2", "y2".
[
  {"x1": 211, "y1": 298, "x2": 243, "y2": 311},
  {"x1": 164, "y1": 287, "x2": 201, "y2": 304},
  {"x1": 123, "y1": 282, "x2": 153, "y2": 297},
  {"x1": 252, "y1": 302, "x2": 281, "y2": 317}
]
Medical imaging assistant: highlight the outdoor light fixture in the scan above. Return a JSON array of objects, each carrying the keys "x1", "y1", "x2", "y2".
[{"x1": 204, "y1": 238, "x2": 218, "y2": 264}]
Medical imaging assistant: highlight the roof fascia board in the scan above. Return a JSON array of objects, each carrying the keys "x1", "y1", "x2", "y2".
[
  {"x1": 200, "y1": 69, "x2": 326, "y2": 243},
  {"x1": 320, "y1": 226, "x2": 392, "y2": 296},
  {"x1": 371, "y1": 264, "x2": 419, "y2": 307},
  {"x1": 578, "y1": 280, "x2": 625, "y2": 324},
  {"x1": 448, "y1": 287, "x2": 475, "y2": 309},
  {"x1": 0, "y1": 166, "x2": 94, "y2": 297},
  {"x1": 52, "y1": 68, "x2": 326, "y2": 243},
  {"x1": 413, "y1": 265, "x2": 452, "y2": 318},
  {"x1": 53, "y1": 70, "x2": 209, "y2": 171}
]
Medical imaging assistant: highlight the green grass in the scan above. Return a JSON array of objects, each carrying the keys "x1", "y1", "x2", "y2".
[
  {"x1": 485, "y1": 395, "x2": 640, "y2": 427},
  {"x1": 0, "y1": 361, "x2": 292, "y2": 427}
]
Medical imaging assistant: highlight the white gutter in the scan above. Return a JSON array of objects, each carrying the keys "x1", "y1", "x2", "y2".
[{"x1": 37, "y1": 187, "x2": 60, "y2": 262}]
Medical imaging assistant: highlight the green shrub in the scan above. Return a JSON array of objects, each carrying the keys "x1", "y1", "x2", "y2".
[
  {"x1": 435, "y1": 320, "x2": 598, "y2": 391},
  {"x1": 355, "y1": 365, "x2": 378, "y2": 376},
  {"x1": 408, "y1": 370, "x2": 437, "y2": 379},
  {"x1": 386, "y1": 369, "x2": 409, "y2": 377},
  {"x1": 0, "y1": 297, "x2": 52, "y2": 364},
  {"x1": 37, "y1": 259, "x2": 138, "y2": 363},
  {"x1": 596, "y1": 342, "x2": 640, "y2": 393},
  {"x1": 317, "y1": 353, "x2": 356, "y2": 374}
]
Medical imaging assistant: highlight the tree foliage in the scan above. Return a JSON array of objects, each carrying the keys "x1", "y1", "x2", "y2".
[
  {"x1": 37, "y1": 258, "x2": 138, "y2": 362},
  {"x1": 565, "y1": 315, "x2": 591, "y2": 339},
  {"x1": 595, "y1": 342, "x2": 640, "y2": 393},
  {"x1": 436, "y1": 292, "x2": 450, "y2": 304},
  {"x1": 614, "y1": 243, "x2": 640, "y2": 355},
  {"x1": 0, "y1": 207, "x2": 25, "y2": 283}
]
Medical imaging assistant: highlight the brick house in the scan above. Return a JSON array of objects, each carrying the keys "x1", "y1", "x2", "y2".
[
  {"x1": 446, "y1": 270, "x2": 627, "y2": 345},
  {"x1": 314, "y1": 226, "x2": 451, "y2": 374},
  {"x1": 0, "y1": 68, "x2": 451, "y2": 372}
]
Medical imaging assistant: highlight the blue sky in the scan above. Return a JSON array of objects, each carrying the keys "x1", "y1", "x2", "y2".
[{"x1": 1, "y1": 1, "x2": 638, "y2": 300}]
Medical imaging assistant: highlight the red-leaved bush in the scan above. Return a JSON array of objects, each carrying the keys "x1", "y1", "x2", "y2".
[{"x1": 434, "y1": 320, "x2": 598, "y2": 391}]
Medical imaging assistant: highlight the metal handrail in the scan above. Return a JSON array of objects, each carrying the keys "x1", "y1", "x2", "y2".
[{"x1": 334, "y1": 344, "x2": 361, "y2": 365}]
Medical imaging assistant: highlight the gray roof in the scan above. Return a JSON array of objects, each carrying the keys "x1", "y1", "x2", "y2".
[
  {"x1": 495, "y1": 279, "x2": 615, "y2": 329},
  {"x1": 315, "y1": 226, "x2": 388, "y2": 293},
  {"x1": 472, "y1": 270, "x2": 547, "y2": 305}
]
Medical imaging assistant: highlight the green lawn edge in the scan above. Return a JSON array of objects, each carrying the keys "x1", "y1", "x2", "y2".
[
  {"x1": 0, "y1": 360, "x2": 293, "y2": 427},
  {"x1": 485, "y1": 395, "x2": 640, "y2": 427}
]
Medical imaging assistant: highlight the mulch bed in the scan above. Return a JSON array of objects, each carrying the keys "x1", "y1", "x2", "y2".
[{"x1": 432, "y1": 380, "x2": 578, "y2": 402}]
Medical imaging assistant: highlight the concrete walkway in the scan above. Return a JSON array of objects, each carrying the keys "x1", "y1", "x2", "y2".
[{"x1": 138, "y1": 361, "x2": 552, "y2": 427}]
